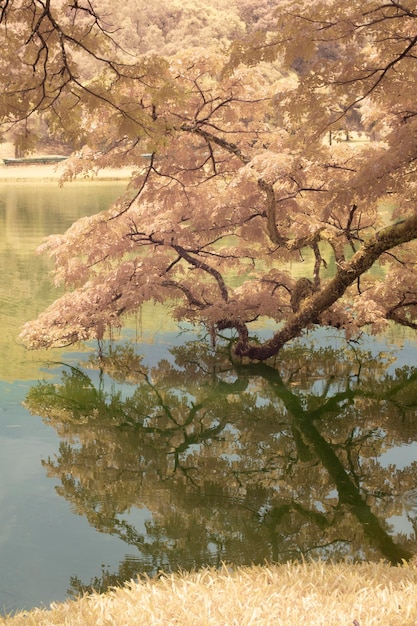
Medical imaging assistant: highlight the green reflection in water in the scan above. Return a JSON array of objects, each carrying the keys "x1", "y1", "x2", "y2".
[{"x1": 24, "y1": 335, "x2": 417, "y2": 596}]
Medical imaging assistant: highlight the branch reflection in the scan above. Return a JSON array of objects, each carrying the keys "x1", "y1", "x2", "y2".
[{"x1": 25, "y1": 338, "x2": 417, "y2": 594}]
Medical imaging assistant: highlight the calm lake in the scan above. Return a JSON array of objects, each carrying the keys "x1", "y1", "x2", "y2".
[{"x1": 1, "y1": 181, "x2": 417, "y2": 614}]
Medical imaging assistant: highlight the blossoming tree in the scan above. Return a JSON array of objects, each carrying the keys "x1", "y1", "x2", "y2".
[{"x1": 2, "y1": 0, "x2": 417, "y2": 360}]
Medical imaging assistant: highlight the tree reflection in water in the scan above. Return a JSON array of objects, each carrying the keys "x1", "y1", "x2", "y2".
[{"x1": 25, "y1": 337, "x2": 417, "y2": 595}]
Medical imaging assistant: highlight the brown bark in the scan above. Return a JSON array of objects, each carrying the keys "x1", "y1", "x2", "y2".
[{"x1": 234, "y1": 214, "x2": 417, "y2": 360}]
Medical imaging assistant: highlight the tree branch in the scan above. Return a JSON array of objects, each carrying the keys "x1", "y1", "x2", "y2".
[
  {"x1": 181, "y1": 123, "x2": 251, "y2": 164},
  {"x1": 235, "y1": 213, "x2": 417, "y2": 360},
  {"x1": 170, "y1": 243, "x2": 229, "y2": 303}
]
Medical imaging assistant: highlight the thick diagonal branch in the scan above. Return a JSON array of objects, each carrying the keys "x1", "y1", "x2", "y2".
[{"x1": 235, "y1": 214, "x2": 417, "y2": 360}]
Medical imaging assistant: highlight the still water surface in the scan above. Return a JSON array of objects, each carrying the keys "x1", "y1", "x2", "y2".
[{"x1": 1, "y1": 182, "x2": 417, "y2": 614}]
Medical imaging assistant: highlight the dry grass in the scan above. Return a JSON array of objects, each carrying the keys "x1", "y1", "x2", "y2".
[{"x1": 2, "y1": 561, "x2": 417, "y2": 625}]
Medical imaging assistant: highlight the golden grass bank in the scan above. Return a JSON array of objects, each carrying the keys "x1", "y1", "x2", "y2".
[{"x1": 2, "y1": 561, "x2": 417, "y2": 626}]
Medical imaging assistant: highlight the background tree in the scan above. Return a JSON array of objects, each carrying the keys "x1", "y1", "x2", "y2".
[
  {"x1": 2, "y1": 0, "x2": 417, "y2": 359},
  {"x1": 97, "y1": 0, "x2": 247, "y2": 56}
]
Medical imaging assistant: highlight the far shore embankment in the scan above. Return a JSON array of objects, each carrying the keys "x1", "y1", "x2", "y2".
[{"x1": 0, "y1": 162, "x2": 134, "y2": 182}]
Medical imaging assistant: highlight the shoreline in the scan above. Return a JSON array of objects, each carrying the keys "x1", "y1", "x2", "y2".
[{"x1": 0, "y1": 163, "x2": 134, "y2": 182}]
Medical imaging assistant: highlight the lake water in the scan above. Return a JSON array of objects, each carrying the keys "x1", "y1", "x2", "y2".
[{"x1": 1, "y1": 181, "x2": 417, "y2": 615}]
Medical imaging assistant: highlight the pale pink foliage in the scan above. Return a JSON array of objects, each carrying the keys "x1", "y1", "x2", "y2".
[{"x1": 10, "y1": 0, "x2": 417, "y2": 358}]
